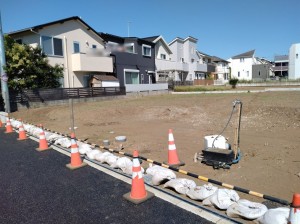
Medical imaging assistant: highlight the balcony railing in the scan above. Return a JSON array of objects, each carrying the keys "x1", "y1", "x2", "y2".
[
  {"x1": 71, "y1": 53, "x2": 113, "y2": 72},
  {"x1": 156, "y1": 59, "x2": 189, "y2": 72},
  {"x1": 273, "y1": 66, "x2": 288, "y2": 71}
]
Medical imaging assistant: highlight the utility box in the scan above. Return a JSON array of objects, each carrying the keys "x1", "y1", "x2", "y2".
[{"x1": 204, "y1": 135, "x2": 227, "y2": 149}]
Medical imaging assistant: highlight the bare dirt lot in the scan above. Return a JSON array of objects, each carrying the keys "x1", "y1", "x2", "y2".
[{"x1": 12, "y1": 91, "x2": 300, "y2": 203}]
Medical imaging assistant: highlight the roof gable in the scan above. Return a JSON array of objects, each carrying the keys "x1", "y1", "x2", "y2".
[
  {"x1": 143, "y1": 35, "x2": 172, "y2": 54},
  {"x1": 232, "y1": 50, "x2": 255, "y2": 59},
  {"x1": 7, "y1": 16, "x2": 104, "y2": 42}
]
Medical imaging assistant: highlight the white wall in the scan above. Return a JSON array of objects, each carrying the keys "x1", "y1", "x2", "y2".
[
  {"x1": 289, "y1": 43, "x2": 300, "y2": 79},
  {"x1": 155, "y1": 40, "x2": 171, "y2": 60},
  {"x1": 228, "y1": 57, "x2": 255, "y2": 80}
]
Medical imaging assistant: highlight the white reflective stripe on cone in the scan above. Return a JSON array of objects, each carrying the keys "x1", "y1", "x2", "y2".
[
  {"x1": 71, "y1": 148, "x2": 79, "y2": 153},
  {"x1": 169, "y1": 144, "x2": 176, "y2": 150},
  {"x1": 168, "y1": 134, "x2": 174, "y2": 141}
]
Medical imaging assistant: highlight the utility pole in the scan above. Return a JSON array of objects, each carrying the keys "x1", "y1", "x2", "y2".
[{"x1": 0, "y1": 11, "x2": 10, "y2": 112}]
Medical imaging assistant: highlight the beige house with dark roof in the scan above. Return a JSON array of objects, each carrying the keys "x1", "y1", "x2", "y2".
[{"x1": 8, "y1": 16, "x2": 114, "y2": 88}]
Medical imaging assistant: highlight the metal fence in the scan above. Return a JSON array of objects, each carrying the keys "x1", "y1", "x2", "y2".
[{"x1": 9, "y1": 87, "x2": 126, "y2": 103}]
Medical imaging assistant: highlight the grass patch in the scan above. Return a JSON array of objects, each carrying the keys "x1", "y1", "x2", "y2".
[{"x1": 174, "y1": 85, "x2": 231, "y2": 92}]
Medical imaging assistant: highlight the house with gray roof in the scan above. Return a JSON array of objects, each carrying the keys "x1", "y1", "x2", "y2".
[{"x1": 228, "y1": 50, "x2": 257, "y2": 80}]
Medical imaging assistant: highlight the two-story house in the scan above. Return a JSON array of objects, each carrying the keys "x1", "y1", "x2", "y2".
[
  {"x1": 211, "y1": 56, "x2": 230, "y2": 82},
  {"x1": 168, "y1": 36, "x2": 208, "y2": 82},
  {"x1": 142, "y1": 35, "x2": 173, "y2": 82},
  {"x1": 227, "y1": 50, "x2": 256, "y2": 80},
  {"x1": 144, "y1": 36, "x2": 211, "y2": 83},
  {"x1": 273, "y1": 55, "x2": 289, "y2": 78},
  {"x1": 99, "y1": 33, "x2": 168, "y2": 92},
  {"x1": 7, "y1": 16, "x2": 114, "y2": 88}
]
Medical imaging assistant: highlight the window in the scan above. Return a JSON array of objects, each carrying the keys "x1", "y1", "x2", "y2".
[
  {"x1": 15, "y1": 39, "x2": 22, "y2": 44},
  {"x1": 41, "y1": 36, "x2": 63, "y2": 56},
  {"x1": 92, "y1": 44, "x2": 97, "y2": 49},
  {"x1": 191, "y1": 59, "x2": 195, "y2": 63},
  {"x1": 296, "y1": 54, "x2": 299, "y2": 59},
  {"x1": 247, "y1": 71, "x2": 249, "y2": 77},
  {"x1": 240, "y1": 58, "x2": 244, "y2": 62},
  {"x1": 53, "y1": 38, "x2": 63, "y2": 56},
  {"x1": 181, "y1": 58, "x2": 184, "y2": 62},
  {"x1": 125, "y1": 43, "x2": 134, "y2": 53},
  {"x1": 160, "y1": 54, "x2": 166, "y2": 60},
  {"x1": 142, "y1": 44, "x2": 151, "y2": 57},
  {"x1": 73, "y1": 42, "x2": 80, "y2": 53},
  {"x1": 238, "y1": 72, "x2": 240, "y2": 77},
  {"x1": 125, "y1": 70, "x2": 139, "y2": 84},
  {"x1": 259, "y1": 71, "x2": 261, "y2": 76}
]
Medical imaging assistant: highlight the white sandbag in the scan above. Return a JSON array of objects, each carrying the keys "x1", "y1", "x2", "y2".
[
  {"x1": 26, "y1": 125, "x2": 35, "y2": 135},
  {"x1": 105, "y1": 155, "x2": 119, "y2": 167},
  {"x1": 114, "y1": 157, "x2": 133, "y2": 174},
  {"x1": 23, "y1": 124, "x2": 33, "y2": 132},
  {"x1": 11, "y1": 120, "x2": 21, "y2": 128},
  {"x1": 203, "y1": 189, "x2": 240, "y2": 210},
  {"x1": 164, "y1": 178, "x2": 197, "y2": 195},
  {"x1": 94, "y1": 152, "x2": 113, "y2": 163},
  {"x1": 226, "y1": 199, "x2": 268, "y2": 220},
  {"x1": 78, "y1": 143, "x2": 93, "y2": 155},
  {"x1": 86, "y1": 149, "x2": 102, "y2": 160},
  {"x1": 44, "y1": 131, "x2": 53, "y2": 140},
  {"x1": 186, "y1": 184, "x2": 218, "y2": 200},
  {"x1": 47, "y1": 133, "x2": 63, "y2": 141},
  {"x1": 32, "y1": 127, "x2": 42, "y2": 138},
  {"x1": 256, "y1": 207, "x2": 289, "y2": 224},
  {"x1": 146, "y1": 164, "x2": 176, "y2": 186},
  {"x1": 55, "y1": 137, "x2": 72, "y2": 148}
]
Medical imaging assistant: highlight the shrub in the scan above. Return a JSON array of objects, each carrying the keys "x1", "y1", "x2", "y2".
[{"x1": 229, "y1": 78, "x2": 239, "y2": 88}]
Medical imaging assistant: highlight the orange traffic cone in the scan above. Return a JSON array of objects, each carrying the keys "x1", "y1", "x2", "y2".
[
  {"x1": 5, "y1": 117, "x2": 13, "y2": 133},
  {"x1": 165, "y1": 129, "x2": 184, "y2": 167},
  {"x1": 123, "y1": 150, "x2": 154, "y2": 204},
  {"x1": 17, "y1": 122, "x2": 27, "y2": 140},
  {"x1": 36, "y1": 128, "x2": 51, "y2": 151},
  {"x1": 0, "y1": 119, "x2": 3, "y2": 128},
  {"x1": 66, "y1": 133, "x2": 87, "y2": 170},
  {"x1": 288, "y1": 193, "x2": 300, "y2": 224}
]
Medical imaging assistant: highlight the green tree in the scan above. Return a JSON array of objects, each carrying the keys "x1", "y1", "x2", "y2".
[{"x1": 4, "y1": 35, "x2": 63, "y2": 90}]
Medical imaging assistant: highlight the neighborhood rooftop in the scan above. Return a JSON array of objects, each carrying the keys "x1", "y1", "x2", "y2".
[
  {"x1": 6, "y1": 16, "x2": 103, "y2": 41},
  {"x1": 231, "y1": 50, "x2": 255, "y2": 59}
]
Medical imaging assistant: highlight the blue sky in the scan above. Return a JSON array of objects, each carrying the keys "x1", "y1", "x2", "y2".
[{"x1": 1, "y1": 0, "x2": 299, "y2": 60}]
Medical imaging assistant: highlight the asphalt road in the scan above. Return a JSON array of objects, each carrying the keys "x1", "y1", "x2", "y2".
[{"x1": 0, "y1": 129, "x2": 213, "y2": 224}]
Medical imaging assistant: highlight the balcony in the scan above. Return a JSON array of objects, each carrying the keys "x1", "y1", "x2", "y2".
[
  {"x1": 273, "y1": 66, "x2": 288, "y2": 72},
  {"x1": 215, "y1": 67, "x2": 229, "y2": 73},
  {"x1": 71, "y1": 53, "x2": 113, "y2": 73},
  {"x1": 191, "y1": 63, "x2": 207, "y2": 72},
  {"x1": 156, "y1": 59, "x2": 189, "y2": 72}
]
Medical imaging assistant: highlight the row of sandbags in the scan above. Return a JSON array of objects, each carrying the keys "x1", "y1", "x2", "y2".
[
  {"x1": 146, "y1": 165, "x2": 289, "y2": 223},
  {"x1": 8, "y1": 118, "x2": 290, "y2": 224},
  {"x1": 9, "y1": 119, "x2": 137, "y2": 175}
]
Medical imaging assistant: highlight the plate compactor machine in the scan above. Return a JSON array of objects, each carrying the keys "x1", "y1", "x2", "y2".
[{"x1": 194, "y1": 100, "x2": 243, "y2": 169}]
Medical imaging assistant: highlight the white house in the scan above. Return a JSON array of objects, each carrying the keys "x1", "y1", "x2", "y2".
[
  {"x1": 228, "y1": 50, "x2": 256, "y2": 80},
  {"x1": 8, "y1": 16, "x2": 114, "y2": 88},
  {"x1": 168, "y1": 36, "x2": 207, "y2": 82},
  {"x1": 142, "y1": 35, "x2": 173, "y2": 82},
  {"x1": 288, "y1": 43, "x2": 300, "y2": 80},
  {"x1": 211, "y1": 56, "x2": 230, "y2": 82}
]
